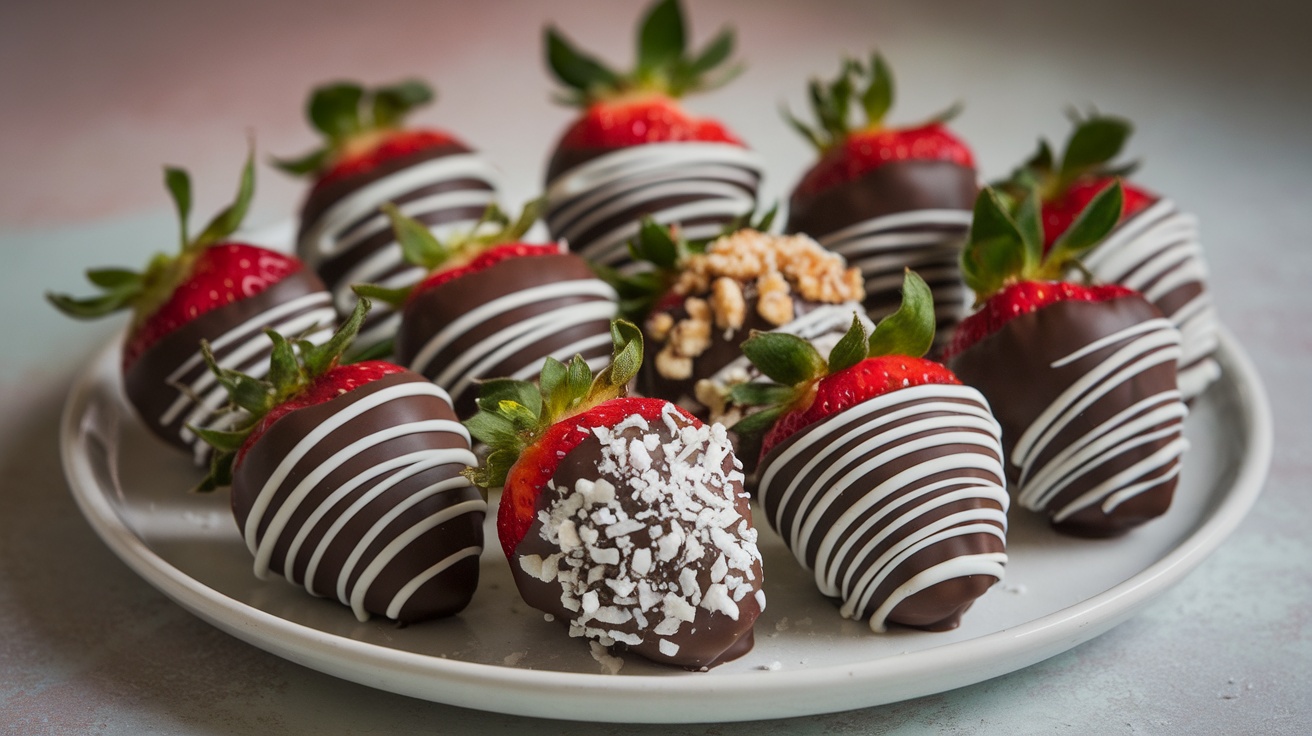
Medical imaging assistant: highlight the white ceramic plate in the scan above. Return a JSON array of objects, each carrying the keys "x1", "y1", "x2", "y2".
[{"x1": 59, "y1": 329, "x2": 1271, "y2": 723}]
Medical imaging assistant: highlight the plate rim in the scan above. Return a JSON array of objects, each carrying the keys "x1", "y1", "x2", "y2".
[{"x1": 58, "y1": 327, "x2": 1273, "y2": 723}]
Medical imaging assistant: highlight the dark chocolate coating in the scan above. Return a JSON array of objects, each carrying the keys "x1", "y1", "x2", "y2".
[
  {"x1": 124, "y1": 267, "x2": 335, "y2": 464},
  {"x1": 787, "y1": 160, "x2": 978, "y2": 357},
  {"x1": 510, "y1": 409, "x2": 762, "y2": 669},
  {"x1": 948, "y1": 296, "x2": 1186, "y2": 536},
  {"x1": 757, "y1": 385, "x2": 1007, "y2": 631},
  {"x1": 543, "y1": 142, "x2": 762, "y2": 270},
  {"x1": 232, "y1": 371, "x2": 484, "y2": 623},
  {"x1": 396, "y1": 252, "x2": 617, "y2": 417}
]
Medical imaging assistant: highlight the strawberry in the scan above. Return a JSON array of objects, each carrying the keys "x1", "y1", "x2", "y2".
[
  {"x1": 997, "y1": 111, "x2": 1219, "y2": 400},
  {"x1": 728, "y1": 271, "x2": 1008, "y2": 632},
  {"x1": 274, "y1": 78, "x2": 500, "y2": 358},
  {"x1": 464, "y1": 320, "x2": 764, "y2": 668},
  {"x1": 47, "y1": 152, "x2": 336, "y2": 464},
  {"x1": 541, "y1": 0, "x2": 763, "y2": 270},
  {"x1": 194, "y1": 299, "x2": 485, "y2": 623},
  {"x1": 783, "y1": 54, "x2": 979, "y2": 355},
  {"x1": 354, "y1": 202, "x2": 618, "y2": 417},
  {"x1": 946, "y1": 183, "x2": 1188, "y2": 536}
]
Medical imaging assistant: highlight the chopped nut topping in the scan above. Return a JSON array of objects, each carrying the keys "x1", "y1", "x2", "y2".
[
  {"x1": 710, "y1": 278, "x2": 745, "y2": 330},
  {"x1": 757, "y1": 290, "x2": 794, "y2": 326},
  {"x1": 646, "y1": 312, "x2": 675, "y2": 342},
  {"x1": 655, "y1": 348, "x2": 693, "y2": 380}
]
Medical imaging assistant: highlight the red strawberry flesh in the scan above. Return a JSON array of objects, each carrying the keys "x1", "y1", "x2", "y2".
[
  {"x1": 557, "y1": 96, "x2": 742, "y2": 151},
  {"x1": 760, "y1": 356, "x2": 961, "y2": 460},
  {"x1": 794, "y1": 122, "x2": 974, "y2": 198},
  {"x1": 235, "y1": 360, "x2": 406, "y2": 466},
  {"x1": 944, "y1": 280, "x2": 1138, "y2": 360},
  {"x1": 314, "y1": 129, "x2": 460, "y2": 191},
  {"x1": 411, "y1": 243, "x2": 562, "y2": 300},
  {"x1": 498, "y1": 397, "x2": 697, "y2": 559},
  {"x1": 1043, "y1": 176, "x2": 1156, "y2": 250},
  {"x1": 124, "y1": 243, "x2": 303, "y2": 370}
]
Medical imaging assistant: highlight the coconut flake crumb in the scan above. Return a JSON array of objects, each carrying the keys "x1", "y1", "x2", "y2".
[
  {"x1": 589, "y1": 641, "x2": 624, "y2": 675},
  {"x1": 532, "y1": 402, "x2": 763, "y2": 660}
]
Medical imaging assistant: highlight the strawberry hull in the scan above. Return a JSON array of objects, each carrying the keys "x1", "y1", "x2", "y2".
[
  {"x1": 395, "y1": 249, "x2": 618, "y2": 417},
  {"x1": 230, "y1": 370, "x2": 484, "y2": 623},
  {"x1": 507, "y1": 401, "x2": 764, "y2": 669},
  {"x1": 787, "y1": 159, "x2": 978, "y2": 357},
  {"x1": 124, "y1": 266, "x2": 336, "y2": 466},
  {"x1": 948, "y1": 295, "x2": 1187, "y2": 536},
  {"x1": 543, "y1": 141, "x2": 763, "y2": 270},
  {"x1": 756, "y1": 382, "x2": 1008, "y2": 632},
  {"x1": 295, "y1": 141, "x2": 500, "y2": 354}
]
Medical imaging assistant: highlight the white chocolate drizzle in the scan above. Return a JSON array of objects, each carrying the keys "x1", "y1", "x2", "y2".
[
  {"x1": 757, "y1": 383, "x2": 1008, "y2": 632},
  {"x1": 1079, "y1": 199, "x2": 1219, "y2": 400},
  {"x1": 297, "y1": 153, "x2": 501, "y2": 351},
  {"x1": 817, "y1": 209, "x2": 973, "y2": 349},
  {"x1": 544, "y1": 143, "x2": 763, "y2": 270},
  {"x1": 1013, "y1": 317, "x2": 1188, "y2": 521}
]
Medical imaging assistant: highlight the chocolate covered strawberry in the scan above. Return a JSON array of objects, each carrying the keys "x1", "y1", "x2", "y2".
[
  {"x1": 194, "y1": 299, "x2": 485, "y2": 623},
  {"x1": 47, "y1": 153, "x2": 336, "y2": 465},
  {"x1": 945, "y1": 183, "x2": 1188, "y2": 536},
  {"x1": 541, "y1": 0, "x2": 762, "y2": 269},
  {"x1": 275, "y1": 79, "x2": 500, "y2": 355},
  {"x1": 730, "y1": 271, "x2": 1007, "y2": 632},
  {"x1": 996, "y1": 111, "x2": 1218, "y2": 400},
  {"x1": 464, "y1": 320, "x2": 763, "y2": 669},
  {"x1": 354, "y1": 202, "x2": 617, "y2": 418},
  {"x1": 784, "y1": 54, "x2": 979, "y2": 355}
]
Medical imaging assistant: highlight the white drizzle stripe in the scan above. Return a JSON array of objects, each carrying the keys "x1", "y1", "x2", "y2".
[
  {"x1": 509, "y1": 333, "x2": 615, "y2": 380},
  {"x1": 242, "y1": 381, "x2": 460, "y2": 554},
  {"x1": 348, "y1": 502, "x2": 486, "y2": 621},
  {"x1": 299, "y1": 154, "x2": 500, "y2": 263},
  {"x1": 1078, "y1": 199, "x2": 1218, "y2": 400},
  {"x1": 332, "y1": 478, "x2": 480, "y2": 601},
  {"x1": 816, "y1": 210, "x2": 970, "y2": 341},
  {"x1": 332, "y1": 189, "x2": 498, "y2": 255},
  {"x1": 409, "y1": 279, "x2": 616, "y2": 374},
  {"x1": 1012, "y1": 319, "x2": 1188, "y2": 521},
  {"x1": 544, "y1": 143, "x2": 762, "y2": 268},
  {"x1": 384, "y1": 546, "x2": 483, "y2": 621},
  {"x1": 705, "y1": 305, "x2": 872, "y2": 393},
  {"x1": 757, "y1": 384, "x2": 1007, "y2": 628},
  {"x1": 441, "y1": 301, "x2": 618, "y2": 404},
  {"x1": 1052, "y1": 436, "x2": 1188, "y2": 522},
  {"x1": 866, "y1": 553, "x2": 1008, "y2": 633},
  {"x1": 253, "y1": 427, "x2": 472, "y2": 578},
  {"x1": 844, "y1": 516, "x2": 1006, "y2": 622}
]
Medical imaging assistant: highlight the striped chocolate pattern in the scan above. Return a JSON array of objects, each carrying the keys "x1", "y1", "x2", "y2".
[
  {"x1": 296, "y1": 150, "x2": 500, "y2": 353},
  {"x1": 1012, "y1": 317, "x2": 1188, "y2": 526},
  {"x1": 231, "y1": 372, "x2": 485, "y2": 623},
  {"x1": 543, "y1": 142, "x2": 763, "y2": 270},
  {"x1": 817, "y1": 209, "x2": 973, "y2": 353},
  {"x1": 1080, "y1": 199, "x2": 1219, "y2": 400},
  {"x1": 397, "y1": 250, "x2": 618, "y2": 417},
  {"x1": 123, "y1": 269, "x2": 337, "y2": 466},
  {"x1": 757, "y1": 384, "x2": 1008, "y2": 632}
]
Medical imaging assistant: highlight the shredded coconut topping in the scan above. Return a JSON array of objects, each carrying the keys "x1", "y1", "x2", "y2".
[{"x1": 534, "y1": 403, "x2": 762, "y2": 654}]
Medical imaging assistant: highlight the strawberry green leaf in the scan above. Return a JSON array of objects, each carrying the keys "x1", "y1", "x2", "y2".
[
  {"x1": 270, "y1": 148, "x2": 329, "y2": 177},
  {"x1": 476, "y1": 378, "x2": 543, "y2": 419},
  {"x1": 164, "y1": 167, "x2": 191, "y2": 248},
  {"x1": 308, "y1": 82, "x2": 365, "y2": 142},
  {"x1": 1046, "y1": 179, "x2": 1124, "y2": 273},
  {"x1": 538, "y1": 357, "x2": 569, "y2": 418},
  {"x1": 191, "y1": 426, "x2": 249, "y2": 455},
  {"x1": 860, "y1": 53, "x2": 894, "y2": 126},
  {"x1": 592, "y1": 319, "x2": 643, "y2": 397},
  {"x1": 265, "y1": 331, "x2": 303, "y2": 399},
  {"x1": 201, "y1": 341, "x2": 276, "y2": 416},
  {"x1": 371, "y1": 79, "x2": 433, "y2": 130},
  {"x1": 351, "y1": 282, "x2": 411, "y2": 308},
  {"x1": 344, "y1": 336, "x2": 395, "y2": 364},
  {"x1": 195, "y1": 448, "x2": 235, "y2": 493},
  {"x1": 740, "y1": 331, "x2": 826, "y2": 386},
  {"x1": 193, "y1": 147, "x2": 255, "y2": 250},
  {"x1": 1013, "y1": 188, "x2": 1044, "y2": 274},
  {"x1": 301, "y1": 297, "x2": 369, "y2": 377},
  {"x1": 45, "y1": 289, "x2": 136, "y2": 318},
  {"x1": 637, "y1": 0, "x2": 685, "y2": 74},
  {"x1": 545, "y1": 27, "x2": 619, "y2": 94},
  {"x1": 961, "y1": 187, "x2": 1026, "y2": 298},
  {"x1": 628, "y1": 218, "x2": 681, "y2": 269},
  {"x1": 1023, "y1": 138, "x2": 1055, "y2": 176},
  {"x1": 827, "y1": 313, "x2": 870, "y2": 373},
  {"x1": 464, "y1": 409, "x2": 520, "y2": 448},
  {"x1": 85, "y1": 268, "x2": 143, "y2": 290},
  {"x1": 867, "y1": 270, "x2": 935, "y2": 358},
  {"x1": 566, "y1": 353, "x2": 594, "y2": 406},
  {"x1": 782, "y1": 104, "x2": 825, "y2": 152},
  {"x1": 1059, "y1": 115, "x2": 1132, "y2": 184},
  {"x1": 382, "y1": 202, "x2": 448, "y2": 270},
  {"x1": 498, "y1": 400, "x2": 541, "y2": 431},
  {"x1": 730, "y1": 405, "x2": 785, "y2": 438},
  {"x1": 686, "y1": 27, "x2": 733, "y2": 77},
  {"x1": 726, "y1": 381, "x2": 795, "y2": 407}
]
